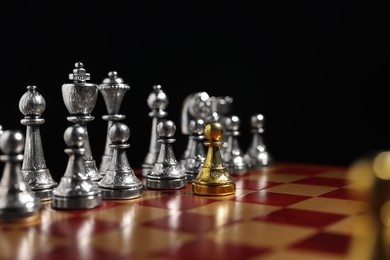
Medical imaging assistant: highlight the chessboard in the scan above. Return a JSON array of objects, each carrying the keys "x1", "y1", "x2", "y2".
[{"x1": 0, "y1": 162, "x2": 367, "y2": 260}]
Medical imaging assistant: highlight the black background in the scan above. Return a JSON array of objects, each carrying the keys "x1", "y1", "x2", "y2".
[{"x1": 0, "y1": 1, "x2": 388, "y2": 182}]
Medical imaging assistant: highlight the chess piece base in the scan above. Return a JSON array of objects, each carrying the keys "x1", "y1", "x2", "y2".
[
  {"x1": 0, "y1": 213, "x2": 40, "y2": 224},
  {"x1": 0, "y1": 206, "x2": 41, "y2": 220},
  {"x1": 245, "y1": 152, "x2": 273, "y2": 169},
  {"x1": 100, "y1": 186, "x2": 143, "y2": 200},
  {"x1": 99, "y1": 155, "x2": 112, "y2": 175},
  {"x1": 32, "y1": 188, "x2": 54, "y2": 201},
  {"x1": 185, "y1": 173, "x2": 197, "y2": 183},
  {"x1": 146, "y1": 177, "x2": 187, "y2": 190},
  {"x1": 226, "y1": 163, "x2": 248, "y2": 175},
  {"x1": 192, "y1": 182, "x2": 235, "y2": 196},
  {"x1": 141, "y1": 164, "x2": 153, "y2": 177},
  {"x1": 85, "y1": 159, "x2": 103, "y2": 182},
  {"x1": 52, "y1": 194, "x2": 102, "y2": 210}
]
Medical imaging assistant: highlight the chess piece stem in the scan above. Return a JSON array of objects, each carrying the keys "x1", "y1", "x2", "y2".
[
  {"x1": 98, "y1": 71, "x2": 130, "y2": 175},
  {"x1": 192, "y1": 121, "x2": 235, "y2": 196},
  {"x1": 19, "y1": 85, "x2": 57, "y2": 201}
]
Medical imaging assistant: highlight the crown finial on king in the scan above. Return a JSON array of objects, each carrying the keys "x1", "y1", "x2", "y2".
[{"x1": 69, "y1": 62, "x2": 90, "y2": 82}]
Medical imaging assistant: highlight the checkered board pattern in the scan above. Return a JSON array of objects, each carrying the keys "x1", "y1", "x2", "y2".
[{"x1": 0, "y1": 163, "x2": 366, "y2": 260}]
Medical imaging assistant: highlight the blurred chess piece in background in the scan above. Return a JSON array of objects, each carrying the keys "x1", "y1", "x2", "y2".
[
  {"x1": 0, "y1": 130, "x2": 41, "y2": 221},
  {"x1": 210, "y1": 95, "x2": 233, "y2": 150},
  {"x1": 142, "y1": 85, "x2": 169, "y2": 177},
  {"x1": 244, "y1": 114, "x2": 273, "y2": 169},
  {"x1": 221, "y1": 115, "x2": 248, "y2": 175},
  {"x1": 180, "y1": 92, "x2": 213, "y2": 167},
  {"x1": 182, "y1": 119, "x2": 206, "y2": 183},
  {"x1": 347, "y1": 152, "x2": 390, "y2": 259}
]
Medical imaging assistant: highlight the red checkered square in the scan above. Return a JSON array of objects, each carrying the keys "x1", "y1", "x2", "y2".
[
  {"x1": 39, "y1": 216, "x2": 120, "y2": 237},
  {"x1": 33, "y1": 246, "x2": 128, "y2": 260},
  {"x1": 235, "y1": 191, "x2": 311, "y2": 206},
  {"x1": 253, "y1": 208, "x2": 346, "y2": 228},
  {"x1": 142, "y1": 212, "x2": 236, "y2": 233},
  {"x1": 319, "y1": 188, "x2": 362, "y2": 201},
  {"x1": 292, "y1": 177, "x2": 348, "y2": 187},
  {"x1": 235, "y1": 179, "x2": 281, "y2": 191},
  {"x1": 272, "y1": 165, "x2": 345, "y2": 176},
  {"x1": 290, "y1": 232, "x2": 352, "y2": 254},
  {"x1": 138, "y1": 194, "x2": 218, "y2": 210},
  {"x1": 151, "y1": 239, "x2": 271, "y2": 260}
]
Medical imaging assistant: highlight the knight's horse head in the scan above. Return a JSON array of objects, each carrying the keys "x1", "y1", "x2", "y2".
[
  {"x1": 180, "y1": 92, "x2": 213, "y2": 135},
  {"x1": 181, "y1": 92, "x2": 235, "y2": 135}
]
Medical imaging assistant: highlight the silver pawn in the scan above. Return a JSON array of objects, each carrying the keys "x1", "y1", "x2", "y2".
[
  {"x1": 244, "y1": 114, "x2": 273, "y2": 168},
  {"x1": 98, "y1": 71, "x2": 130, "y2": 175},
  {"x1": 0, "y1": 130, "x2": 41, "y2": 220},
  {"x1": 62, "y1": 62, "x2": 103, "y2": 182},
  {"x1": 146, "y1": 120, "x2": 187, "y2": 189},
  {"x1": 52, "y1": 125, "x2": 102, "y2": 209},
  {"x1": 98, "y1": 123, "x2": 143, "y2": 199},
  {"x1": 221, "y1": 115, "x2": 248, "y2": 175},
  {"x1": 142, "y1": 85, "x2": 169, "y2": 177},
  {"x1": 183, "y1": 119, "x2": 206, "y2": 182},
  {"x1": 19, "y1": 85, "x2": 57, "y2": 201}
]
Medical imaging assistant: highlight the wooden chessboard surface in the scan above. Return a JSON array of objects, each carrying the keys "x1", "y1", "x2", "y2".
[{"x1": 0, "y1": 163, "x2": 367, "y2": 260}]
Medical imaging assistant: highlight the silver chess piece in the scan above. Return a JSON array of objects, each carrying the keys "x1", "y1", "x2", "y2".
[
  {"x1": 146, "y1": 120, "x2": 187, "y2": 189},
  {"x1": 0, "y1": 130, "x2": 41, "y2": 220},
  {"x1": 221, "y1": 115, "x2": 248, "y2": 175},
  {"x1": 182, "y1": 119, "x2": 206, "y2": 182},
  {"x1": 210, "y1": 96, "x2": 234, "y2": 150},
  {"x1": 62, "y1": 62, "x2": 103, "y2": 182},
  {"x1": 0, "y1": 125, "x2": 3, "y2": 136},
  {"x1": 244, "y1": 114, "x2": 273, "y2": 168},
  {"x1": 98, "y1": 123, "x2": 143, "y2": 199},
  {"x1": 19, "y1": 85, "x2": 57, "y2": 201},
  {"x1": 98, "y1": 71, "x2": 130, "y2": 175},
  {"x1": 52, "y1": 124, "x2": 102, "y2": 209},
  {"x1": 142, "y1": 85, "x2": 169, "y2": 177},
  {"x1": 180, "y1": 92, "x2": 213, "y2": 167},
  {"x1": 210, "y1": 96, "x2": 234, "y2": 124}
]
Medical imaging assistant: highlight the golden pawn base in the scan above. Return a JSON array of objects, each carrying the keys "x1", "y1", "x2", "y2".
[{"x1": 192, "y1": 182, "x2": 235, "y2": 196}]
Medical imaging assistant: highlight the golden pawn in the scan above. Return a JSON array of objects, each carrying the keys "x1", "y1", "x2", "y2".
[{"x1": 192, "y1": 121, "x2": 235, "y2": 196}]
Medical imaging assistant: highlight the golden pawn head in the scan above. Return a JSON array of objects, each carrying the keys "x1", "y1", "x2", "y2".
[{"x1": 192, "y1": 121, "x2": 235, "y2": 196}]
